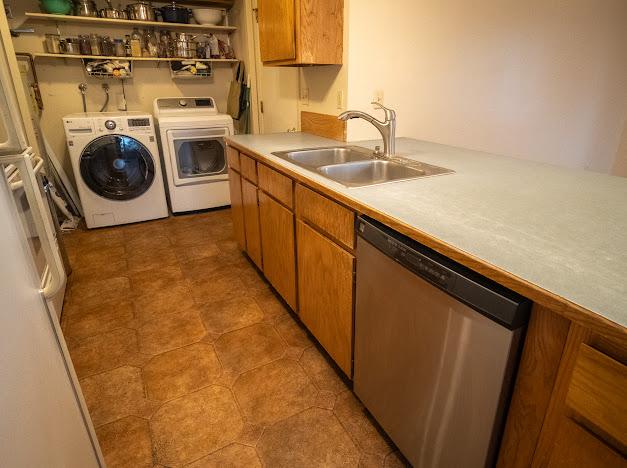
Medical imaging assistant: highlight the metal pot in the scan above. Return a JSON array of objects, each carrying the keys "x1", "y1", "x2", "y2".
[
  {"x1": 100, "y1": 0, "x2": 127, "y2": 19},
  {"x1": 127, "y1": 1, "x2": 156, "y2": 21},
  {"x1": 73, "y1": 0, "x2": 97, "y2": 17},
  {"x1": 159, "y1": 1, "x2": 191, "y2": 24}
]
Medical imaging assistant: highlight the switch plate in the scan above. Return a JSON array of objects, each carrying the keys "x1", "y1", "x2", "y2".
[
  {"x1": 372, "y1": 89, "x2": 384, "y2": 106},
  {"x1": 300, "y1": 87, "x2": 309, "y2": 106}
]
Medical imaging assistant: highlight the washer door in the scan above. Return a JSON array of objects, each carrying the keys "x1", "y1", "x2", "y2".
[{"x1": 80, "y1": 135, "x2": 155, "y2": 201}]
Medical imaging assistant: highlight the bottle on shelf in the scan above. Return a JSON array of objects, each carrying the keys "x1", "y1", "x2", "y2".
[
  {"x1": 145, "y1": 28, "x2": 159, "y2": 58},
  {"x1": 130, "y1": 28, "x2": 142, "y2": 57},
  {"x1": 124, "y1": 35, "x2": 132, "y2": 57}
]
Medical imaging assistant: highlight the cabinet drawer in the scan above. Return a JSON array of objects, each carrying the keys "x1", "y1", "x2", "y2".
[
  {"x1": 258, "y1": 164, "x2": 294, "y2": 209},
  {"x1": 565, "y1": 344, "x2": 627, "y2": 449},
  {"x1": 227, "y1": 146, "x2": 240, "y2": 171},
  {"x1": 240, "y1": 154, "x2": 258, "y2": 184},
  {"x1": 295, "y1": 184, "x2": 355, "y2": 249}
]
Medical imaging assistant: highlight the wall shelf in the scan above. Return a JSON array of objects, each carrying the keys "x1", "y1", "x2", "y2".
[
  {"x1": 33, "y1": 53, "x2": 238, "y2": 63},
  {"x1": 24, "y1": 12, "x2": 237, "y2": 33}
]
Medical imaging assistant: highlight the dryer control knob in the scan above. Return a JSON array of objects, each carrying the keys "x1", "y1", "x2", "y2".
[
  {"x1": 104, "y1": 120, "x2": 116, "y2": 130},
  {"x1": 178, "y1": 99, "x2": 187, "y2": 107}
]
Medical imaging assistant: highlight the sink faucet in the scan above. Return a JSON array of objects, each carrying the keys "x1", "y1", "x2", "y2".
[{"x1": 338, "y1": 102, "x2": 396, "y2": 157}]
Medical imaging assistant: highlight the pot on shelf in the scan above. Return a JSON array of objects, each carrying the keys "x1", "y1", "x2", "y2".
[
  {"x1": 72, "y1": 0, "x2": 97, "y2": 17},
  {"x1": 40, "y1": 0, "x2": 72, "y2": 15},
  {"x1": 159, "y1": 1, "x2": 192, "y2": 24},
  {"x1": 100, "y1": 0, "x2": 127, "y2": 19},
  {"x1": 127, "y1": 1, "x2": 156, "y2": 21}
]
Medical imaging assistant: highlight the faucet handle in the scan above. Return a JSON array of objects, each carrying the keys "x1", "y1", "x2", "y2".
[{"x1": 371, "y1": 101, "x2": 396, "y2": 122}]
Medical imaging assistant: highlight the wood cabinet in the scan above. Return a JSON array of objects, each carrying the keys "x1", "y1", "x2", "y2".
[
  {"x1": 259, "y1": 192, "x2": 297, "y2": 309},
  {"x1": 531, "y1": 326, "x2": 627, "y2": 467},
  {"x1": 258, "y1": 0, "x2": 343, "y2": 66},
  {"x1": 227, "y1": 168, "x2": 246, "y2": 250},
  {"x1": 296, "y1": 220, "x2": 354, "y2": 376},
  {"x1": 241, "y1": 177, "x2": 263, "y2": 269}
]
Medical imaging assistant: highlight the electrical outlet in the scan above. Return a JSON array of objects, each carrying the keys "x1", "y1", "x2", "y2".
[
  {"x1": 300, "y1": 87, "x2": 309, "y2": 106},
  {"x1": 336, "y1": 90, "x2": 343, "y2": 109},
  {"x1": 372, "y1": 89, "x2": 384, "y2": 106}
]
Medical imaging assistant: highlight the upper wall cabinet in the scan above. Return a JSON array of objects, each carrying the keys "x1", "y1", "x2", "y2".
[{"x1": 258, "y1": 0, "x2": 343, "y2": 66}]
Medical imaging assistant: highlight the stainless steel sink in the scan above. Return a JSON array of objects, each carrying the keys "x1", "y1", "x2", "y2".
[
  {"x1": 317, "y1": 160, "x2": 423, "y2": 187},
  {"x1": 272, "y1": 146, "x2": 454, "y2": 187},
  {"x1": 272, "y1": 146, "x2": 375, "y2": 168}
]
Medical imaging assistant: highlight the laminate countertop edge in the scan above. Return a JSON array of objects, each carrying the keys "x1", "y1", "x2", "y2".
[{"x1": 226, "y1": 133, "x2": 627, "y2": 341}]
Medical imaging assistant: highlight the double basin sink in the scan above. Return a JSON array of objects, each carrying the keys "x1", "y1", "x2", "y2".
[{"x1": 272, "y1": 146, "x2": 454, "y2": 188}]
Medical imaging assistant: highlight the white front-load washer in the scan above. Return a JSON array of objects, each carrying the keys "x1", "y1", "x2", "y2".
[
  {"x1": 153, "y1": 97, "x2": 233, "y2": 213},
  {"x1": 63, "y1": 112, "x2": 168, "y2": 228}
]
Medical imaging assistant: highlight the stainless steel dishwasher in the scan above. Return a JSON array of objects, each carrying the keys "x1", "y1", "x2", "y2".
[{"x1": 354, "y1": 216, "x2": 530, "y2": 468}]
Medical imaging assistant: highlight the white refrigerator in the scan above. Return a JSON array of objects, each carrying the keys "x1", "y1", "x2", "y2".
[{"x1": 0, "y1": 10, "x2": 103, "y2": 468}]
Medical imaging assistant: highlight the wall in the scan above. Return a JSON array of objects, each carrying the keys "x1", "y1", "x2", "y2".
[
  {"x1": 612, "y1": 121, "x2": 627, "y2": 177},
  {"x1": 9, "y1": 0, "x2": 249, "y2": 183},
  {"x1": 343, "y1": 0, "x2": 627, "y2": 172}
]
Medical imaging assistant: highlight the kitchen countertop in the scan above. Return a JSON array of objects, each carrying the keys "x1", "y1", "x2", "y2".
[{"x1": 227, "y1": 133, "x2": 627, "y2": 331}]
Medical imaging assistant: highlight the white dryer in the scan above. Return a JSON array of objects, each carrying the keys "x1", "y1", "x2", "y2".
[
  {"x1": 153, "y1": 97, "x2": 233, "y2": 213},
  {"x1": 63, "y1": 112, "x2": 168, "y2": 229}
]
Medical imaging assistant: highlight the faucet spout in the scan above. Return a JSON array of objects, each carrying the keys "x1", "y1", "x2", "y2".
[{"x1": 338, "y1": 102, "x2": 396, "y2": 157}]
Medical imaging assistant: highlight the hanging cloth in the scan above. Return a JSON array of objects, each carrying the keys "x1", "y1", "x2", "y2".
[{"x1": 227, "y1": 61, "x2": 245, "y2": 120}]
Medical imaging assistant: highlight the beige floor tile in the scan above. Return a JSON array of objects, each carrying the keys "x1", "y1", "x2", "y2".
[
  {"x1": 130, "y1": 265, "x2": 185, "y2": 295},
  {"x1": 133, "y1": 281, "x2": 196, "y2": 323},
  {"x1": 257, "y1": 407, "x2": 360, "y2": 467},
  {"x1": 80, "y1": 366, "x2": 155, "y2": 427},
  {"x1": 70, "y1": 246, "x2": 128, "y2": 281},
  {"x1": 275, "y1": 316, "x2": 314, "y2": 351},
  {"x1": 199, "y1": 297, "x2": 265, "y2": 335},
  {"x1": 215, "y1": 239, "x2": 247, "y2": 266},
  {"x1": 69, "y1": 327, "x2": 139, "y2": 377},
  {"x1": 64, "y1": 300, "x2": 135, "y2": 341},
  {"x1": 214, "y1": 323, "x2": 285, "y2": 374},
  {"x1": 137, "y1": 308, "x2": 206, "y2": 355},
  {"x1": 127, "y1": 247, "x2": 179, "y2": 273},
  {"x1": 65, "y1": 276, "x2": 131, "y2": 310},
  {"x1": 191, "y1": 274, "x2": 248, "y2": 305},
  {"x1": 96, "y1": 416, "x2": 153, "y2": 468},
  {"x1": 237, "y1": 266, "x2": 270, "y2": 293},
  {"x1": 359, "y1": 452, "x2": 386, "y2": 467},
  {"x1": 253, "y1": 289, "x2": 291, "y2": 321},
  {"x1": 150, "y1": 386, "x2": 244, "y2": 466},
  {"x1": 232, "y1": 358, "x2": 318, "y2": 426},
  {"x1": 125, "y1": 232, "x2": 172, "y2": 253},
  {"x1": 334, "y1": 392, "x2": 393, "y2": 458},
  {"x1": 166, "y1": 223, "x2": 217, "y2": 247},
  {"x1": 142, "y1": 342, "x2": 222, "y2": 401},
  {"x1": 299, "y1": 347, "x2": 348, "y2": 395},
  {"x1": 180, "y1": 256, "x2": 230, "y2": 284},
  {"x1": 122, "y1": 220, "x2": 167, "y2": 239},
  {"x1": 174, "y1": 242, "x2": 221, "y2": 264},
  {"x1": 186, "y1": 443, "x2": 262, "y2": 468}
]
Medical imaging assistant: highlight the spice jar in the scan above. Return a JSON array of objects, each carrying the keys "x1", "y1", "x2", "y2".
[
  {"x1": 44, "y1": 34, "x2": 61, "y2": 54},
  {"x1": 102, "y1": 36, "x2": 115, "y2": 56},
  {"x1": 89, "y1": 34, "x2": 102, "y2": 56},
  {"x1": 78, "y1": 35, "x2": 91, "y2": 55},
  {"x1": 64, "y1": 38, "x2": 81, "y2": 55},
  {"x1": 114, "y1": 39, "x2": 126, "y2": 57}
]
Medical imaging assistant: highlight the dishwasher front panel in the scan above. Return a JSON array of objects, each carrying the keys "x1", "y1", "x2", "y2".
[{"x1": 354, "y1": 237, "x2": 523, "y2": 468}]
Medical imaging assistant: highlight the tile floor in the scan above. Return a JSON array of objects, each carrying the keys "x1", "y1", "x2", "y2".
[{"x1": 61, "y1": 209, "x2": 407, "y2": 468}]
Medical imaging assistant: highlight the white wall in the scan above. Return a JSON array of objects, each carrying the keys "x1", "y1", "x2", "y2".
[{"x1": 345, "y1": 0, "x2": 627, "y2": 172}]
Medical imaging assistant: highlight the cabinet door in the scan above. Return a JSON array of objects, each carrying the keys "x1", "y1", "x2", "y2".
[
  {"x1": 259, "y1": 192, "x2": 296, "y2": 309},
  {"x1": 228, "y1": 169, "x2": 246, "y2": 251},
  {"x1": 241, "y1": 178, "x2": 263, "y2": 269},
  {"x1": 258, "y1": 0, "x2": 296, "y2": 62},
  {"x1": 297, "y1": 220, "x2": 354, "y2": 376}
]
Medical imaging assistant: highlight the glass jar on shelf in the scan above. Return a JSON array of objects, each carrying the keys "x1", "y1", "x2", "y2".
[
  {"x1": 102, "y1": 36, "x2": 115, "y2": 57},
  {"x1": 114, "y1": 39, "x2": 126, "y2": 57},
  {"x1": 89, "y1": 34, "x2": 102, "y2": 56},
  {"x1": 78, "y1": 35, "x2": 91, "y2": 55}
]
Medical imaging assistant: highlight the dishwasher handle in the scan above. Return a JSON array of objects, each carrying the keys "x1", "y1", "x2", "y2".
[{"x1": 357, "y1": 216, "x2": 530, "y2": 329}]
